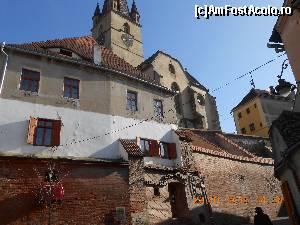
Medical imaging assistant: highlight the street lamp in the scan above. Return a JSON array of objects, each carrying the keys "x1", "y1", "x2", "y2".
[{"x1": 274, "y1": 59, "x2": 296, "y2": 97}]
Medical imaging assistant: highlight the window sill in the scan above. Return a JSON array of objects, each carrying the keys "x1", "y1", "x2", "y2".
[
  {"x1": 153, "y1": 116, "x2": 164, "y2": 122},
  {"x1": 18, "y1": 90, "x2": 39, "y2": 97},
  {"x1": 126, "y1": 109, "x2": 138, "y2": 114},
  {"x1": 63, "y1": 96, "x2": 80, "y2": 102},
  {"x1": 57, "y1": 96, "x2": 80, "y2": 107}
]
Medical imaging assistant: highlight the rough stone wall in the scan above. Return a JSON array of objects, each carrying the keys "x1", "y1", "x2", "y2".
[
  {"x1": 0, "y1": 157, "x2": 130, "y2": 225},
  {"x1": 193, "y1": 152, "x2": 283, "y2": 225},
  {"x1": 129, "y1": 157, "x2": 148, "y2": 225},
  {"x1": 144, "y1": 171, "x2": 173, "y2": 224}
]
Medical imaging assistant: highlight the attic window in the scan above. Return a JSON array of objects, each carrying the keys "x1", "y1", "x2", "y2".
[
  {"x1": 59, "y1": 49, "x2": 73, "y2": 57},
  {"x1": 154, "y1": 187, "x2": 160, "y2": 196},
  {"x1": 169, "y1": 64, "x2": 175, "y2": 74}
]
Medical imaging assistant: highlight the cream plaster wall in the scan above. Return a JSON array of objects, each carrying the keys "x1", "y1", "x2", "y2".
[{"x1": 1, "y1": 50, "x2": 176, "y2": 124}]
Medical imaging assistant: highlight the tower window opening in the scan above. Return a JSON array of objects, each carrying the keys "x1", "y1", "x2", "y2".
[
  {"x1": 169, "y1": 64, "x2": 175, "y2": 74},
  {"x1": 113, "y1": 0, "x2": 121, "y2": 11},
  {"x1": 123, "y1": 23, "x2": 130, "y2": 34}
]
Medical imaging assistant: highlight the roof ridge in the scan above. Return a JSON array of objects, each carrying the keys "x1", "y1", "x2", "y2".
[
  {"x1": 7, "y1": 36, "x2": 169, "y2": 89},
  {"x1": 195, "y1": 132, "x2": 226, "y2": 152},
  {"x1": 191, "y1": 145, "x2": 273, "y2": 165},
  {"x1": 215, "y1": 133, "x2": 257, "y2": 158},
  {"x1": 10, "y1": 35, "x2": 93, "y2": 46}
]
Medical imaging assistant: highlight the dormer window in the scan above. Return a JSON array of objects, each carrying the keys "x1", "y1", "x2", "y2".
[
  {"x1": 59, "y1": 49, "x2": 73, "y2": 57},
  {"x1": 169, "y1": 64, "x2": 175, "y2": 74},
  {"x1": 123, "y1": 23, "x2": 130, "y2": 34}
]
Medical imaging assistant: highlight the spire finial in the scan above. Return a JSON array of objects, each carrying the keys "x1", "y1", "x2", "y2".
[
  {"x1": 131, "y1": 0, "x2": 138, "y2": 14},
  {"x1": 130, "y1": 0, "x2": 140, "y2": 23},
  {"x1": 94, "y1": 3, "x2": 101, "y2": 17}
]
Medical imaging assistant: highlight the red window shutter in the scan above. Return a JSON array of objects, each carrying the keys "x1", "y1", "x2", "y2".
[
  {"x1": 27, "y1": 117, "x2": 38, "y2": 145},
  {"x1": 149, "y1": 140, "x2": 159, "y2": 157},
  {"x1": 52, "y1": 120, "x2": 62, "y2": 146},
  {"x1": 281, "y1": 181, "x2": 298, "y2": 225},
  {"x1": 168, "y1": 143, "x2": 177, "y2": 159}
]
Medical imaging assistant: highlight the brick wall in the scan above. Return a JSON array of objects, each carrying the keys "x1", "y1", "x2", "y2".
[
  {"x1": 0, "y1": 156, "x2": 130, "y2": 225},
  {"x1": 193, "y1": 152, "x2": 283, "y2": 225}
]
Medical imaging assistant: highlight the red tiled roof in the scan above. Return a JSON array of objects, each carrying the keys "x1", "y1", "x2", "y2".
[
  {"x1": 119, "y1": 139, "x2": 143, "y2": 157},
  {"x1": 7, "y1": 36, "x2": 161, "y2": 86},
  {"x1": 177, "y1": 129, "x2": 274, "y2": 164},
  {"x1": 191, "y1": 145, "x2": 273, "y2": 165}
]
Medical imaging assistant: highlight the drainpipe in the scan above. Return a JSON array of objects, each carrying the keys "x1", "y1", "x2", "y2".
[{"x1": 0, "y1": 42, "x2": 8, "y2": 96}]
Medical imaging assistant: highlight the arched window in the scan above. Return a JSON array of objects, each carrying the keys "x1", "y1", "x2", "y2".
[
  {"x1": 123, "y1": 23, "x2": 130, "y2": 34},
  {"x1": 197, "y1": 94, "x2": 205, "y2": 106},
  {"x1": 171, "y1": 82, "x2": 182, "y2": 115},
  {"x1": 169, "y1": 64, "x2": 175, "y2": 74}
]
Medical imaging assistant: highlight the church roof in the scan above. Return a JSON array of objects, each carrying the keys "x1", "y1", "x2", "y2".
[
  {"x1": 7, "y1": 36, "x2": 172, "y2": 91},
  {"x1": 139, "y1": 50, "x2": 208, "y2": 92},
  {"x1": 232, "y1": 88, "x2": 293, "y2": 111}
]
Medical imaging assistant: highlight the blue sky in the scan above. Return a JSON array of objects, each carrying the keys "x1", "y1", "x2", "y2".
[{"x1": 0, "y1": 0, "x2": 295, "y2": 132}]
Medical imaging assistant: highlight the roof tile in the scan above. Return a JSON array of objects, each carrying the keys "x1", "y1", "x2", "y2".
[
  {"x1": 120, "y1": 139, "x2": 143, "y2": 157},
  {"x1": 8, "y1": 36, "x2": 161, "y2": 86}
]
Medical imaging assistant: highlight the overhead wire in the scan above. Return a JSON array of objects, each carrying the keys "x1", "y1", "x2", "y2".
[{"x1": 54, "y1": 53, "x2": 287, "y2": 147}]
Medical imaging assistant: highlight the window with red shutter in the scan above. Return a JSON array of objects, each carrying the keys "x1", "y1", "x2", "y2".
[
  {"x1": 168, "y1": 143, "x2": 177, "y2": 159},
  {"x1": 52, "y1": 120, "x2": 62, "y2": 146},
  {"x1": 149, "y1": 140, "x2": 160, "y2": 157},
  {"x1": 27, "y1": 117, "x2": 61, "y2": 147},
  {"x1": 27, "y1": 117, "x2": 38, "y2": 145}
]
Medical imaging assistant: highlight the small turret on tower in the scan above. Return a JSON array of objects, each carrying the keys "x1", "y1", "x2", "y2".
[
  {"x1": 130, "y1": 0, "x2": 140, "y2": 24},
  {"x1": 92, "y1": 3, "x2": 101, "y2": 27}
]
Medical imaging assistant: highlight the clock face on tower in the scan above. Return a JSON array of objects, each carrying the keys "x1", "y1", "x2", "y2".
[{"x1": 121, "y1": 33, "x2": 133, "y2": 48}]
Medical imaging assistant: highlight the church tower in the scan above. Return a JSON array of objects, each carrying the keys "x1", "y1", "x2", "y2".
[{"x1": 91, "y1": 0, "x2": 144, "y2": 67}]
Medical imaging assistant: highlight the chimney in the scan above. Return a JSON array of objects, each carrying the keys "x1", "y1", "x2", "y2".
[{"x1": 93, "y1": 44, "x2": 102, "y2": 66}]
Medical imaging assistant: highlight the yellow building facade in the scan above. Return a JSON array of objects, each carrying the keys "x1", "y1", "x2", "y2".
[{"x1": 233, "y1": 89, "x2": 294, "y2": 138}]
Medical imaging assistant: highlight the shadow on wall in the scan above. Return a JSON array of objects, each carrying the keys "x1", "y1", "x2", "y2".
[
  {"x1": 0, "y1": 120, "x2": 49, "y2": 153},
  {"x1": 89, "y1": 140, "x2": 122, "y2": 159},
  {"x1": 277, "y1": 202, "x2": 288, "y2": 217},
  {"x1": 0, "y1": 192, "x2": 40, "y2": 225}
]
